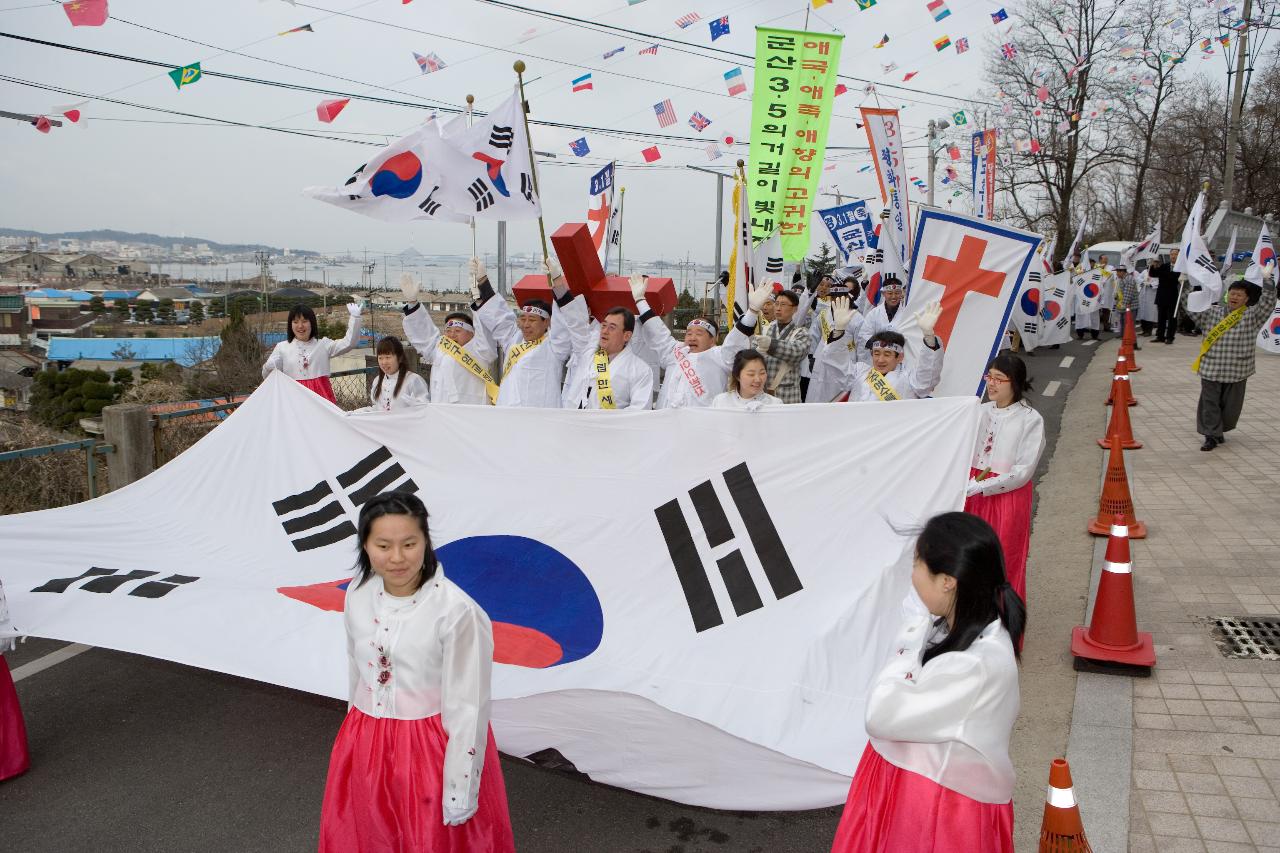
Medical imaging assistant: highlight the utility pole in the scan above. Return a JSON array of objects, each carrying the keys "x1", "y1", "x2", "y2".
[
  {"x1": 254, "y1": 250, "x2": 271, "y2": 318},
  {"x1": 497, "y1": 221, "x2": 508, "y2": 295},
  {"x1": 1222, "y1": 0, "x2": 1253, "y2": 207},
  {"x1": 926, "y1": 119, "x2": 950, "y2": 207},
  {"x1": 685, "y1": 164, "x2": 730, "y2": 320}
]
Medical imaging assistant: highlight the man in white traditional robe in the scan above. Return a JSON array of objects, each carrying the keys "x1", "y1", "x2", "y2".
[
  {"x1": 845, "y1": 302, "x2": 945, "y2": 402},
  {"x1": 630, "y1": 275, "x2": 769, "y2": 408},
  {"x1": 807, "y1": 294, "x2": 865, "y2": 404},
  {"x1": 399, "y1": 275, "x2": 498, "y2": 405},
  {"x1": 560, "y1": 293, "x2": 654, "y2": 410},
  {"x1": 855, "y1": 275, "x2": 907, "y2": 364},
  {"x1": 470, "y1": 258, "x2": 575, "y2": 408}
]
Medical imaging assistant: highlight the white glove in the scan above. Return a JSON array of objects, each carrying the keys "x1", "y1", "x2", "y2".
[
  {"x1": 750, "y1": 335, "x2": 769, "y2": 352},
  {"x1": 544, "y1": 256, "x2": 562, "y2": 281},
  {"x1": 399, "y1": 273, "x2": 420, "y2": 303},
  {"x1": 830, "y1": 296, "x2": 855, "y2": 332},
  {"x1": 747, "y1": 283, "x2": 772, "y2": 313},
  {"x1": 346, "y1": 299, "x2": 363, "y2": 318},
  {"x1": 916, "y1": 301, "x2": 943, "y2": 338},
  {"x1": 965, "y1": 479, "x2": 984, "y2": 497},
  {"x1": 442, "y1": 800, "x2": 478, "y2": 827},
  {"x1": 468, "y1": 257, "x2": 487, "y2": 283},
  {"x1": 629, "y1": 274, "x2": 647, "y2": 304}
]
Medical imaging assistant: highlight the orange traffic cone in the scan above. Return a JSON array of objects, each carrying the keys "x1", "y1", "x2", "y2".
[
  {"x1": 1098, "y1": 388, "x2": 1142, "y2": 449},
  {"x1": 1088, "y1": 441, "x2": 1147, "y2": 537},
  {"x1": 1038, "y1": 758, "x2": 1093, "y2": 852},
  {"x1": 1122, "y1": 309, "x2": 1142, "y2": 371},
  {"x1": 1072, "y1": 515, "x2": 1156, "y2": 668},
  {"x1": 1105, "y1": 355, "x2": 1138, "y2": 407}
]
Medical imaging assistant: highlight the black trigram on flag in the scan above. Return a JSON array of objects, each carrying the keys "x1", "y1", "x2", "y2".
[
  {"x1": 488, "y1": 125, "x2": 514, "y2": 150},
  {"x1": 520, "y1": 172, "x2": 536, "y2": 204},
  {"x1": 1027, "y1": 270, "x2": 1042, "y2": 285},
  {"x1": 418, "y1": 185, "x2": 445, "y2": 216},
  {"x1": 763, "y1": 255, "x2": 784, "y2": 276},
  {"x1": 33, "y1": 567, "x2": 198, "y2": 598},
  {"x1": 1193, "y1": 253, "x2": 1218, "y2": 274},
  {"x1": 272, "y1": 446, "x2": 418, "y2": 553},
  {"x1": 654, "y1": 462, "x2": 802, "y2": 633},
  {"x1": 467, "y1": 178, "x2": 495, "y2": 211}
]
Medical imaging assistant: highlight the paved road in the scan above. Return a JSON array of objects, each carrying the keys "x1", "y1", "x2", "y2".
[{"x1": 0, "y1": 332, "x2": 1111, "y2": 853}]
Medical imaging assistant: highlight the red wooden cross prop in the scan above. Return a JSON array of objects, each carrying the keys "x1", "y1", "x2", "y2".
[
  {"x1": 513, "y1": 222, "x2": 676, "y2": 321},
  {"x1": 920, "y1": 234, "x2": 1005, "y2": 345}
]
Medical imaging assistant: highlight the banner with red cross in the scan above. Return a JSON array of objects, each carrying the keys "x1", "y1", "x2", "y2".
[{"x1": 899, "y1": 208, "x2": 1042, "y2": 398}]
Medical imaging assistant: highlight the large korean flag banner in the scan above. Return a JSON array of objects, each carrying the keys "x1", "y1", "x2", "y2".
[
  {"x1": 0, "y1": 374, "x2": 979, "y2": 810},
  {"x1": 1038, "y1": 270, "x2": 1075, "y2": 346},
  {"x1": 900, "y1": 208, "x2": 1042, "y2": 397}
]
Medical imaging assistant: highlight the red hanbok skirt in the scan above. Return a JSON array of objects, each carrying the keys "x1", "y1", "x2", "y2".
[
  {"x1": 319, "y1": 708, "x2": 514, "y2": 853},
  {"x1": 0, "y1": 656, "x2": 30, "y2": 782},
  {"x1": 831, "y1": 743, "x2": 1013, "y2": 853},
  {"x1": 963, "y1": 467, "x2": 1033, "y2": 605},
  {"x1": 299, "y1": 376, "x2": 338, "y2": 404}
]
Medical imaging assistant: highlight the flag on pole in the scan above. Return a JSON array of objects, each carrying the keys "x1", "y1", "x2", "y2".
[
  {"x1": 641, "y1": 145, "x2": 661, "y2": 162},
  {"x1": 688, "y1": 112, "x2": 712, "y2": 132},
  {"x1": 639, "y1": 44, "x2": 659, "y2": 55},
  {"x1": 279, "y1": 23, "x2": 314, "y2": 35},
  {"x1": 926, "y1": 0, "x2": 951, "y2": 21},
  {"x1": 1175, "y1": 192, "x2": 1222, "y2": 311},
  {"x1": 62, "y1": 0, "x2": 107, "y2": 26},
  {"x1": 1245, "y1": 223, "x2": 1275, "y2": 285},
  {"x1": 569, "y1": 137, "x2": 590, "y2": 157},
  {"x1": 874, "y1": 34, "x2": 890, "y2": 48},
  {"x1": 724, "y1": 68, "x2": 747, "y2": 96},
  {"x1": 1063, "y1": 216, "x2": 1087, "y2": 265},
  {"x1": 709, "y1": 16, "x2": 730, "y2": 40},
  {"x1": 933, "y1": 35, "x2": 952, "y2": 51},
  {"x1": 1125, "y1": 221, "x2": 1162, "y2": 266},
  {"x1": 587, "y1": 162, "x2": 614, "y2": 258},
  {"x1": 727, "y1": 172, "x2": 751, "y2": 323},
  {"x1": 991, "y1": 8, "x2": 1008, "y2": 23},
  {"x1": 654, "y1": 99, "x2": 676, "y2": 128},
  {"x1": 1037, "y1": 271, "x2": 1074, "y2": 345},
  {"x1": 572, "y1": 73, "x2": 593, "y2": 92},
  {"x1": 168, "y1": 63, "x2": 202, "y2": 89},
  {"x1": 1256, "y1": 299, "x2": 1280, "y2": 354},
  {"x1": 675, "y1": 12, "x2": 701, "y2": 28},
  {"x1": 1222, "y1": 226, "x2": 1239, "y2": 275}
]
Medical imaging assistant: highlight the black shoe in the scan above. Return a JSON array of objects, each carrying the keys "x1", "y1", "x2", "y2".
[
  {"x1": 1216, "y1": 435, "x2": 1225, "y2": 444},
  {"x1": 1201, "y1": 437, "x2": 1217, "y2": 451},
  {"x1": 1050, "y1": 344, "x2": 1061, "y2": 350},
  {"x1": 1090, "y1": 332, "x2": 1099, "y2": 340},
  {"x1": 1165, "y1": 339, "x2": 1174, "y2": 345}
]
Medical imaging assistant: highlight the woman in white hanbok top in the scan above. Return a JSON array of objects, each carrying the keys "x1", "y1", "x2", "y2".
[
  {"x1": 711, "y1": 349, "x2": 782, "y2": 411},
  {"x1": 262, "y1": 302, "x2": 362, "y2": 403},
  {"x1": 368, "y1": 336, "x2": 429, "y2": 412},
  {"x1": 963, "y1": 354, "x2": 1045, "y2": 606},
  {"x1": 832, "y1": 512, "x2": 1024, "y2": 853},
  {"x1": 318, "y1": 492, "x2": 514, "y2": 853}
]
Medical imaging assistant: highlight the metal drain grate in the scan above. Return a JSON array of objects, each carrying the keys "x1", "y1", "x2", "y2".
[{"x1": 1210, "y1": 617, "x2": 1280, "y2": 661}]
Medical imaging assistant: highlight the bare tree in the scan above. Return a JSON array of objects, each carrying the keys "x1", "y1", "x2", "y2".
[{"x1": 984, "y1": 0, "x2": 1131, "y2": 257}]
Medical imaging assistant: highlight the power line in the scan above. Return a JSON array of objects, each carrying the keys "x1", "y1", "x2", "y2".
[
  {"x1": 467, "y1": 0, "x2": 986, "y2": 109},
  {"x1": 0, "y1": 32, "x2": 880, "y2": 152}
]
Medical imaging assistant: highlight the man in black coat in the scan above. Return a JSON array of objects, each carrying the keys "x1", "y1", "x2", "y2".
[{"x1": 1147, "y1": 249, "x2": 1183, "y2": 344}]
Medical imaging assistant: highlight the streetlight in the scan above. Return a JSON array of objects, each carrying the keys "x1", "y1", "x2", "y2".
[
  {"x1": 685, "y1": 163, "x2": 734, "y2": 321},
  {"x1": 926, "y1": 119, "x2": 951, "y2": 207}
]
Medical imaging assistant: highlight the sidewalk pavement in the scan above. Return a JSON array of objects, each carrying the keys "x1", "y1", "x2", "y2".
[{"x1": 1065, "y1": 336, "x2": 1280, "y2": 853}]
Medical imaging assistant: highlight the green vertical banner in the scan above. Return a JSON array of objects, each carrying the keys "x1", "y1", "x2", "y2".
[{"x1": 748, "y1": 28, "x2": 844, "y2": 260}]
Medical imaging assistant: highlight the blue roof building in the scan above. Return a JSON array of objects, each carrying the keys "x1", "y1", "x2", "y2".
[{"x1": 47, "y1": 337, "x2": 221, "y2": 367}]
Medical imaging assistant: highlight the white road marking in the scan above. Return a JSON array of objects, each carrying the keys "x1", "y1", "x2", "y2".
[
  {"x1": 1059, "y1": 356, "x2": 1075, "y2": 368},
  {"x1": 10, "y1": 643, "x2": 93, "y2": 682},
  {"x1": 1042, "y1": 380, "x2": 1062, "y2": 398},
  {"x1": 1082, "y1": 340, "x2": 1098, "y2": 346}
]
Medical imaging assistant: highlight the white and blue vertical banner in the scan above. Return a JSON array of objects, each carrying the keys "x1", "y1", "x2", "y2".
[
  {"x1": 817, "y1": 200, "x2": 879, "y2": 262},
  {"x1": 0, "y1": 373, "x2": 979, "y2": 810},
  {"x1": 901, "y1": 207, "x2": 1042, "y2": 398}
]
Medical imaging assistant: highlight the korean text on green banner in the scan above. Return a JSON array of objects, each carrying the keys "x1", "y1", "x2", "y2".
[{"x1": 748, "y1": 28, "x2": 844, "y2": 260}]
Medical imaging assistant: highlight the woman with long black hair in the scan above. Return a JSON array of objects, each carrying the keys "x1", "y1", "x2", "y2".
[
  {"x1": 318, "y1": 491, "x2": 514, "y2": 852},
  {"x1": 262, "y1": 301, "x2": 363, "y2": 404},
  {"x1": 368, "y1": 336, "x2": 429, "y2": 412},
  {"x1": 831, "y1": 512, "x2": 1025, "y2": 853}
]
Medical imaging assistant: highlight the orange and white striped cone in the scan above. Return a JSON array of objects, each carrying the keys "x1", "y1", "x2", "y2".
[
  {"x1": 1073, "y1": 515, "x2": 1156, "y2": 666},
  {"x1": 1122, "y1": 309, "x2": 1142, "y2": 370},
  {"x1": 1039, "y1": 758, "x2": 1093, "y2": 852},
  {"x1": 1105, "y1": 355, "x2": 1138, "y2": 407},
  {"x1": 1098, "y1": 386, "x2": 1143, "y2": 449}
]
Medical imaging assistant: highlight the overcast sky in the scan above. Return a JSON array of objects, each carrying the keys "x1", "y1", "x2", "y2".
[{"x1": 0, "y1": 0, "x2": 1001, "y2": 264}]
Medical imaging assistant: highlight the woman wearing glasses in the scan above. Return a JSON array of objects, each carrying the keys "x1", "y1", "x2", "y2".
[{"x1": 963, "y1": 354, "x2": 1044, "y2": 606}]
